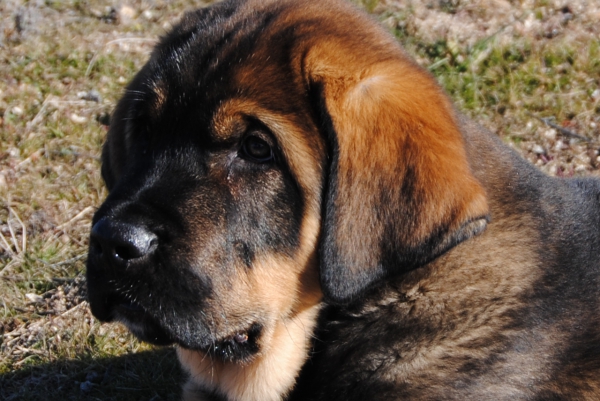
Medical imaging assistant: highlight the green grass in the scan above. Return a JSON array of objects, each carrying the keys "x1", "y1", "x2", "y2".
[{"x1": 1, "y1": 0, "x2": 599, "y2": 399}]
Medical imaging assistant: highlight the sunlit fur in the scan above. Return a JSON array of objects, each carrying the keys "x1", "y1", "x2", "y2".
[{"x1": 89, "y1": 0, "x2": 600, "y2": 400}]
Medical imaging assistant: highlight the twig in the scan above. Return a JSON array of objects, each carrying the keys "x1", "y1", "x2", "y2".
[
  {"x1": 0, "y1": 230, "x2": 15, "y2": 257},
  {"x1": 527, "y1": 112, "x2": 592, "y2": 143},
  {"x1": 0, "y1": 259, "x2": 20, "y2": 276},
  {"x1": 6, "y1": 213, "x2": 21, "y2": 255},
  {"x1": 8, "y1": 206, "x2": 26, "y2": 256},
  {"x1": 27, "y1": 96, "x2": 91, "y2": 130},
  {"x1": 27, "y1": 95, "x2": 54, "y2": 128},
  {"x1": 58, "y1": 301, "x2": 88, "y2": 317},
  {"x1": 14, "y1": 354, "x2": 45, "y2": 367},
  {"x1": 85, "y1": 37, "x2": 157, "y2": 77},
  {"x1": 38, "y1": 253, "x2": 87, "y2": 268},
  {"x1": 55, "y1": 206, "x2": 95, "y2": 231}
]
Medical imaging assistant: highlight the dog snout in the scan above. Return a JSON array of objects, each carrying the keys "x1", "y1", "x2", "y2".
[{"x1": 90, "y1": 217, "x2": 158, "y2": 265}]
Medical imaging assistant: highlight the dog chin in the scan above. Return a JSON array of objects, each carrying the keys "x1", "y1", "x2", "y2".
[
  {"x1": 115, "y1": 302, "x2": 263, "y2": 363},
  {"x1": 199, "y1": 322, "x2": 263, "y2": 363}
]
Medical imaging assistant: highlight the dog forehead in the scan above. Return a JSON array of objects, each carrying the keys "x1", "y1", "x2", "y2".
[{"x1": 136, "y1": 6, "x2": 303, "y2": 134}]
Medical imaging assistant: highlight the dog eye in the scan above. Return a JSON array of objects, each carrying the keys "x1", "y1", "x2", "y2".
[{"x1": 241, "y1": 136, "x2": 273, "y2": 163}]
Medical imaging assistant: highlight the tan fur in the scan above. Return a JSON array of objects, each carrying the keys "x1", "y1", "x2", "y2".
[
  {"x1": 183, "y1": 0, "x2": 489, "y2": 395},
  {"x1": 302, "y1": 44, "x2": 488, "y2": 242},
  {"x1": 151, "y1": 80, "x2": 168, "y2": 115},
  {"x1": 179, "y1": 213, "x2": 322, "y2": 401},
  {"x1": 179, "y1": 302, "x2": 320, "y2": 401},
  {"x1": 212, "y1": 99, "x2": 326, "y2": 213},
  {"x1": 90, "y1": 0, "x2": 600, "y2": 400},
  {"x1": 389, "y1": 216, "x2": 544, "y2": 375}
]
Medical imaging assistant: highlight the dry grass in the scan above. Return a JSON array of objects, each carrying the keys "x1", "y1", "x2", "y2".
[{"x1": 1, "y1": 0, "x2": 599, "y2": 399}]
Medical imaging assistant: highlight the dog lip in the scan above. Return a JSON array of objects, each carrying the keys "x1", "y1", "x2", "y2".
[{"x1": 193, "y1": 322, "x2": 263, "y2": 363}]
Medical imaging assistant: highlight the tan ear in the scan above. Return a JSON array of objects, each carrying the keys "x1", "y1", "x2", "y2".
[{"x1": 304, "y1": 40, "x2": 489, "y2": 304}]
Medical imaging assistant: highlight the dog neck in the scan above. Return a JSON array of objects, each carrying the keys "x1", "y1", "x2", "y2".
[{"x1": 178, "y1": 302, "x2": 322, "y2": 401}]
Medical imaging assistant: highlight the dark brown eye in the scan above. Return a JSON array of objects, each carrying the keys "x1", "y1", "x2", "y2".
[{"x1": 241, "y1": 136, "x2": 273, "y2": 162}]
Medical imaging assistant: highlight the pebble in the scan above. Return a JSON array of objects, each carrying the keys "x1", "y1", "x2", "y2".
[
  {"x1": 80, "y1": 381, "x2": 95, "y2": 393},
  {"x1": 554, "y1": 140, "x2": 568, "y2": 152},
  {"x1": 118, "y1": 5, "x2": 136, "y2": 25},
  {"x1": 8, "y1": 147, "x2": 20, "y2": 158},
  {"x1": 77, "y1": 90, "x2": 102, "y2": 103},
  {"x1": 543, "y1": 129, "x2": 557, "y2": 140},
  {"x1": 143, "y1": 10, "x2": 154, "y2": 20},
  {"x1": 70, "y1": 113, "x2": 88, "y2": 124},
  {"x1": 86, "y1": 371, "x2": 101, "y2": 383},
  {"x1": 25, "y1": 293, "x2": 44, "y2": 303},
  {"x1": 532, "y1": 144, "x2": 545, "y2": 155}
]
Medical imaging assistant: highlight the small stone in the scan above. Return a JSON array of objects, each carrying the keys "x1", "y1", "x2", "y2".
[
  {"x1": 25, "y1": 293, "x2": 44, "y2": 303},
  {"x1": 118, "y1": 5, "x2": 136, "y2": 25},
  {"x1": 543, "y1": 129, "x2": 557, "y2": 140},
  {"x1": 591, "y1": 89, "x2": 600, "y2": 101},
  {"x1": 78, "y1": 90, "x2": 102, "y2": 103},
  {"x1": 80, "y1": 381, "x2": 94, "y2": 393},
  {"x1": 8, "y1": 147, "x2": 20, "y2": 158},
  {"x1": 70, "y1": 113, "x2": 87, "y2": 124},
  {"x1": 532, "y1": 144, "x2": 545, "y2": 155},
  {"x1": 86, "y1": 371, "x2": 101, "y2": 383},
  {"x1": 554, "y1": 140, "x2": 567, "y2": 152}
]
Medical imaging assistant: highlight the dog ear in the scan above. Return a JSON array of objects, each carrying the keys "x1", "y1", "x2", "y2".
[{"x1": 304, "y1": 41, "x2": 489, "y2": 304}]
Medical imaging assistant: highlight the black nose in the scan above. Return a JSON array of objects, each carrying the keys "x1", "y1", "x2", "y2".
[{"x1": 90, "y1": 217, "x2": 158, "y2": 265}]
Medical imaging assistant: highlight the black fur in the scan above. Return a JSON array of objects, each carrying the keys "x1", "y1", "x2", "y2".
[{"x1": 87, "y1": 0, "x2": 600, "y2": 399}]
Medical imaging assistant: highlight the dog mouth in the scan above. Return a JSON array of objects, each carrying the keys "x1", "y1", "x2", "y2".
[
  {"x1": 87, "y1": 256, "x2": 263, "y2": 362},
  {"x1": 203, "y1": 322, "x2": 262, "y2": 363},
  {"x1": 92, "y1": 292, "x2": 263, "y2": 362}
]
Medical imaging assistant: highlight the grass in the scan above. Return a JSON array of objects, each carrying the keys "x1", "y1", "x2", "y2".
[{"x1": 1, "y1": 0, "x2": 599, "y2": 399}]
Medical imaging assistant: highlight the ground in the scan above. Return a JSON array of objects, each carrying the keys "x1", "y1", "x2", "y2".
[{"x1": 0, "y1": 0, "x2": 599, "y2": 399}]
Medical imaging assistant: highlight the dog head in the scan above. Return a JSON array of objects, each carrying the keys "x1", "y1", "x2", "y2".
[{"x1": 87, "y1": 0, "x2": 488, "y2": 363}]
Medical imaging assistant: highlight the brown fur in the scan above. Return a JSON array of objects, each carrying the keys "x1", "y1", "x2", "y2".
[{"x1": 86, "y1": 0, "x2": 600, "y2": 400}]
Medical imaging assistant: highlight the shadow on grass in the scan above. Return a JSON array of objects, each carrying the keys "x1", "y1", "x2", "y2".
[{"x1": 0, "y1": 347, "x2": 183, "y2": 401}]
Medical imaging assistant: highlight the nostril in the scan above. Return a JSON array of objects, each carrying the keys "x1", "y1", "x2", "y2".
[
  {"x1": 90, "y1": 217, "x2": 158, "y2": 265},
  {"x1": 114, "y1": 245, "x2": 136, "y2": 261}
]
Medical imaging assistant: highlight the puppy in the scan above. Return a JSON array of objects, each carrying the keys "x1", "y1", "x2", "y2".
[{"x1": 86, "y1": 0, "x2": 600, "y2": 400}]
